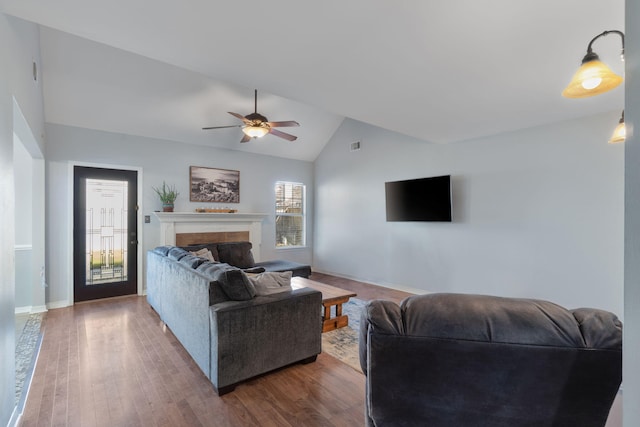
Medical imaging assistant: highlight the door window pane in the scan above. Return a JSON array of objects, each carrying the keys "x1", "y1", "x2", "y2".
[{"x1": 85, "y1": 178, "x2": 128, "y2": 285}]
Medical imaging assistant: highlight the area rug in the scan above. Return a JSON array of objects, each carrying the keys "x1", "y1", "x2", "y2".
[
  {"x1": 321, "y1": 298, "x2": 366, "y2": 373},
  {"x1": 15, "y1": 312, "x2": 45, "y2": 404}
]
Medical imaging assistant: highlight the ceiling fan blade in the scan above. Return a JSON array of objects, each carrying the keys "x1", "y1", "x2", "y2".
[
  {"x1": 202, "y1": 125, "x2": 242, "y2": 130},
  {"x1": 269, "y1": 128, "x2": 298, "y2": 141},
  {"x1": 228, "y1": 111, "x2": 250, "y2": 123},
  {"x1": 266, "y1": 120, "x2": 300, "y2": 128},
  {"x1": 240, "y1": 134, "x2": 251, "y2": 143}
]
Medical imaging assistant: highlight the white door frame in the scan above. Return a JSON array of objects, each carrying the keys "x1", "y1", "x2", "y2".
[{"x1": 67, "y1": 161, "x2": 144, "y2": 305}]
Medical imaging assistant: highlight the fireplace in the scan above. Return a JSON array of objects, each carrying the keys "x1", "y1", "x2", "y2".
[{"x1": 153, "y1": 212, "x2": 269, "y2": 261}]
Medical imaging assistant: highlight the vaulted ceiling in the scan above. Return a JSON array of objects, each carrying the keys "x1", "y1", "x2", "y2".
[{"x1": 0, "y1": 0, "x2": 625, "y2": 161}]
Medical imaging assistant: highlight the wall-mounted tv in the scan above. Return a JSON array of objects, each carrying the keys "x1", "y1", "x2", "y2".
[{"x1": 385, "y1": 175, "x2": 452, "y2": 222}]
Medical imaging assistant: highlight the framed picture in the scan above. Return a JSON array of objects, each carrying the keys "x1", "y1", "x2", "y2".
[{"x1": 189, "y1": 166, "x2": 240, "y2": 203}]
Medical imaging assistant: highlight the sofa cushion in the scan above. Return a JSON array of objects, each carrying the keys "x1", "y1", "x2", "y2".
[
  {"x1": 152, "y1": 245, "x2": 173, "y2": 256},
  {"x1": 168, "y1": 247, "x2": 190, "y2": 261},
  {"x1": 247, "y1": 271, "x2": 293, "y2": 296},
  {"x1": 254, "y1": 260, "x2": 311, "y2": 278},
  {"x1": 179, "y1": 254, "x2": 208, "y2": 269},
  {"x1": 180, "y1": 244, "x2": 220, "y2": 262},
  {"x1": 197, "y1": 262, "x2": 256, "y2": 301},
  {"x1": 401, "y1": 293, "x2": 590, "y2": 348},
  {"x1": 216, "y1": 242, "x2": 256, "y2": 269}
]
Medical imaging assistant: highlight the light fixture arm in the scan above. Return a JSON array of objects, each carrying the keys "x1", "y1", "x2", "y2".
[{"x1": 583, "y1": 30, "x2": 625, "y2": 63}]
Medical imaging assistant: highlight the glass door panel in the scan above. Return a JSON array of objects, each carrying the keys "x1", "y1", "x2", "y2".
[{"x1": 74, "y1": 167, "x2": 137, "y2": 302}]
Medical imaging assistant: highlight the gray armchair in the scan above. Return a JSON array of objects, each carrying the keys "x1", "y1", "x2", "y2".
[{"x1": 359, "y1": 293, "x2": 622, "y2": 427}]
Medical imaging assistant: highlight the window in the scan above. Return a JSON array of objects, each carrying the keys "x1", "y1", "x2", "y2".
[{"x1": 275, "y1": 181, "x2": 305, "y2": 247}]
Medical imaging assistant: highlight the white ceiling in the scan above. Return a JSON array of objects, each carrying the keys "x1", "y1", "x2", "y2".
[{"x1": 0, "y1": 0, "x2": 625, "y2": 161}]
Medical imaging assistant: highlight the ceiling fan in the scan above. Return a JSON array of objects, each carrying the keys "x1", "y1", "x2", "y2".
[{"x1": 202, "y1": 89, "x2": 299, "y2": 143}]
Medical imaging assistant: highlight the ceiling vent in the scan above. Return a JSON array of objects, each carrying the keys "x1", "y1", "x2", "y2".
[{"x1": 350, "y1": 141, "x2": 361, "y2": 152}]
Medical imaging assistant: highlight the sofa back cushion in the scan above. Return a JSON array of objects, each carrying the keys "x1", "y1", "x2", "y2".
[
  {"x1": 179, "y1": 254, "x2": 208, "y2": 269},
  {"x1": 180, "y1": 244, "x2": 220, "y2": 262},
  {"x1": 400, "y1": 293, "x2": 622, "y2": 349},
  {"x1": 168, "y1": 247, "x2": 190, "y2": 261},
  {"x1": 152, "y1": 246, "x2": 173, "y2": 256},
  {"x1": 216, "y1": 242, "x2": 255, "y2": 269},
  {"x1": 197, "y1": 262, "x2": 256, "y2": 301}
]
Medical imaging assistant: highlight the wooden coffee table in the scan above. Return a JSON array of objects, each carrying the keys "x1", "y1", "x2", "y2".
[{"x1": 291, "y1": 277, "x2": 357, "y2": 332}]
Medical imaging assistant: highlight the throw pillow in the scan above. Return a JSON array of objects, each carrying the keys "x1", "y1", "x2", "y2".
[
  {"x1": 247, "y1": 271, "x2": 293, "y2": 296},
  {"x1": 190, "y1": 248, "x2": 215, "y2": 262},
  {"x1": 197, "y1": 262, "x2": 256, "y2": 301},
  {"x1": 180, "y1": 244, "x2": 220, "y2": 263}
]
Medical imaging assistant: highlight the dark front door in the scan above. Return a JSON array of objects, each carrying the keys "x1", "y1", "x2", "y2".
[{"x1": 73, "y1": 166, "x2": 138, "y2": 302}]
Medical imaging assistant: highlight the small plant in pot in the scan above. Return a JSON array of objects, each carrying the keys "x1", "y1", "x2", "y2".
[{"x1": 153, "y1": 182, "x2": 179, "y2": 212}]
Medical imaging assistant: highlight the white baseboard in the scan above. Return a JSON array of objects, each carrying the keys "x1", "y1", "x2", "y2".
[
  {"x1": 8, "y1": 405, "x2": 20, "y2": 427},
  {"x1": 47, "y1": 300, "x2": 71, "y2": 310},
  {"x1": 311, "y1": 268, "x2": 429, "y2": 296},
  {"x1": 15, "y1": 304, "x2": 49, "y2": 315},
  {"x1": 15, "y1": 306, "x2": 31, "y2": 315},
  {"x1": 31, "y1": 305, "x2": 48, "y2": 313}
]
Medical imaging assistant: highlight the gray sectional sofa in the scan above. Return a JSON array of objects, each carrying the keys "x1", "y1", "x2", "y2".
[{"x1": 147, "y1": 245, "x2": 322, "y2": 395}]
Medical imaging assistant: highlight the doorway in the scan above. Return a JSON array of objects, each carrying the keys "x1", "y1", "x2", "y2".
[{"x1": 73, "y1": 166, "x2": 138, "y2": 302}]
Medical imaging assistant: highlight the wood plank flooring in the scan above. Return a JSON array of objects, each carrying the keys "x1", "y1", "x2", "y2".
[{"x1": 19, "y1": 274, "x2": 410, "y2": 427}]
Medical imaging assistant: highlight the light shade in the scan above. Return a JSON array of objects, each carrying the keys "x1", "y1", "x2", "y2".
[
  {"x1": 242, "y1": 125, "x2": 269, "y2": 138},
  {"x1": 609, "y1": 112, "x2": 625, "y2": 144},
  {"x1": 562, "y1": 59, "x2": 623, "y2": 98}
]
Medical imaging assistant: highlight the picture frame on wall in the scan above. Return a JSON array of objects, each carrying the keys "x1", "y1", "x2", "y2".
[{"x1": 189, "y1": 166, "x2": 240, "y2": 203}]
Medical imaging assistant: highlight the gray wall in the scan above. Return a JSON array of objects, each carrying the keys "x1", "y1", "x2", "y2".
[
  {"x1": 0, "y1": 13, "x2": 45, "y2": 427},
  {"x1": 624, "y1": 0, "x2": 639, "y2": 424},
  {"x1": 44, "y1": 123, "x2": 314, "y2": 307},
  {"x1": 14, "y1": 136, "x2": 32, "y2": 309},
  {"x1": 314, "y1": 113, "x2": 624, "y2": 317}
]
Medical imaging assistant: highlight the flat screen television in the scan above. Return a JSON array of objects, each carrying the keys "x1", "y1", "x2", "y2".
[{"x1": 385, "y1": 175, "x2": 452, "y2": 222}]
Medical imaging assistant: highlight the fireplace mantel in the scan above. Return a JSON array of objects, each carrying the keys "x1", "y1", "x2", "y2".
[{"x1": 153, "y1": 212, "x2": 269, "y2": 260}]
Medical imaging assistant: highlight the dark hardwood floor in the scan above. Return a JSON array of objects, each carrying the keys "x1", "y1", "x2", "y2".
[
  {"x1": 309, "y1": 272, "x2": 413, "y2": 304},
  {"x1": 19, "y1": 274, "x2": 410, "y2": 427}
]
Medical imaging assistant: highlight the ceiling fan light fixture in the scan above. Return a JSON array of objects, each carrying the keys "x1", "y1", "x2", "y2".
[
  {"x1": 609, "y1": 111, "x2": 626, "y2": 144},
  {"x1": 562, "y1": 30, "x2": 625, "y2": 98},
  {"x1": 242, "y1": 125, "x2": 269, "y2": 138}
]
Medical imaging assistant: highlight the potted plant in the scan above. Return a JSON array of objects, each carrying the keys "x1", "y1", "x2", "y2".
[{"x1": 153, "y1": 182, "x2": 179, "y2": 212}]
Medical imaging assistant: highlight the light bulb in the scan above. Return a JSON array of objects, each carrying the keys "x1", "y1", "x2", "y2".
[{"x1": 582, "y1": 77, "x2": 602, "y2": 90}]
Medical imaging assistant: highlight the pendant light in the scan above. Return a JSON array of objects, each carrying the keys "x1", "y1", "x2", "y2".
[
  {"x1": 562, "y1": 30, "x2": 624, "y2": 98},
  {"x1": 609, "y1": 111, "x2": 626, "y2": 144}
]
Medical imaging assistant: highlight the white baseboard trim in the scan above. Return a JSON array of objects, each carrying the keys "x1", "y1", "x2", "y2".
[
  {"x1": 8, "y1": 405, "x2": 20, "y2": 427},
  {"x1": 15, "y1": 306, "x2": 31, "y2": 315},
  {"x1": 311, "y1": 268, "x2": 430, "y2": 296},
  {"x1": 47, "y1": 300, "x2": 71, "y2": 310},
  {"x1": 30, "y1": 305, "x2": 48, "y2": 313},
  {"x1": 15, "y1": 306, "x2": 47, "y2": 314}
]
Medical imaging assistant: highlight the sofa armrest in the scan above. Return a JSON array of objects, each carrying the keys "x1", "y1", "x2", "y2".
[
  {"x1": 209, "y1": 288, "x2": 322, "y2": 391},
  {"x1": 147, "y1": 251, "x2": 215, "y2": 378},
  {"x1": 359, "y1": 300, "x2": 404, "y2": 376}
]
